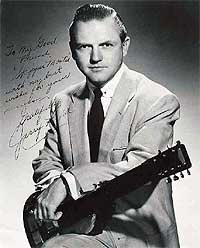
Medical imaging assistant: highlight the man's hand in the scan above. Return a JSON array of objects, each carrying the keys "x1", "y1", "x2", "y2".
[{"x1": 34, "y1": 177, "x2": 67, "y2": 221}]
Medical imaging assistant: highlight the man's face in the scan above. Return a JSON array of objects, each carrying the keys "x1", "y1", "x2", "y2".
[{"x1": 70, "y1": 16, "x2": 130, "y2": 88}]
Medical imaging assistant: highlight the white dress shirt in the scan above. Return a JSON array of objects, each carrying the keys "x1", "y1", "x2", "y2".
[{"x1": 35, "y1": 64, "x2": 126, "y2": 199}]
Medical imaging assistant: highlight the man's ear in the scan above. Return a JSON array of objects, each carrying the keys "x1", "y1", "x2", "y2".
[
  {"x1": 122, "y1": 36, "x2": 130, "y2": 57},
  {"x1": 69, "y1": 41, "x2": 76, "y2": 60}
]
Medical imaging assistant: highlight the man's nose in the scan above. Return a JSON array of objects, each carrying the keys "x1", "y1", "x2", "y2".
[{"x1": 90, "y1": 47, "x2": 103, "y2": 63}]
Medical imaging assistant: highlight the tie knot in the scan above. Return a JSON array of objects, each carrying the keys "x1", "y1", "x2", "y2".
[{"x1": 94, "y1": 88, "x2": 103, "y2": 98}]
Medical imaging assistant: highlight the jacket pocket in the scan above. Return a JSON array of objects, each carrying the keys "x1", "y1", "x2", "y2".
[{"x1": 110, "y1": 146, "x2": 127, "y2": 163}]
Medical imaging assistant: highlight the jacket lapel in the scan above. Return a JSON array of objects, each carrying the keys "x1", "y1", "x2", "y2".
[
  {"x1": 68, "y1": 83, "x2": 91, "y2": 166},
  {"x1": 99, "y1": 67, "x2": 138, "y2": 161}
]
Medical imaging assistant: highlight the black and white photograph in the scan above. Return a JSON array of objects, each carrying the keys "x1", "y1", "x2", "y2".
[{"x1": 1, "y1": 1, "x2": 199, "y2": 247}]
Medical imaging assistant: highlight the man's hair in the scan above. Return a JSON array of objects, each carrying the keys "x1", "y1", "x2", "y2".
[{"x1": 69, "y1": 4, "x2": 128, "y2": 44}]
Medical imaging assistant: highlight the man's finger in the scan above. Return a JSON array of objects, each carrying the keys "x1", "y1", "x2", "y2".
[
  {"x1": 35, "y1": 196, "x2": 47, "y2": 220},
  {"x1": 54, "y1": 211, "x2": 63, "y2": 220},
  {"x1": 46, "y1": 203, "x2": 58, "y2": 220}
]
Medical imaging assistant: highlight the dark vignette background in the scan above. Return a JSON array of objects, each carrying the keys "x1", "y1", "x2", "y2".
[{"x1": 1, "y1": 1, "x2": 199, "y2": 247}]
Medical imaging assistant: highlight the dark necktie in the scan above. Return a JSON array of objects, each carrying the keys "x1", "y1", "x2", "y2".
[{"x1": 88, "y1": 88, "x2": 104, "y2": 162}]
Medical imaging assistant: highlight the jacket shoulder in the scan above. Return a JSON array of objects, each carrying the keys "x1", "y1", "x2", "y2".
[
  {"x1": 49, "y1": 81, "x2": 86, "y2": 113},
  {"x1": 127, "y1": 69, "x2": 178, "y2": 102},
  {"x1": 54, "y1": 81, "x2": 85, "y2": 100}
]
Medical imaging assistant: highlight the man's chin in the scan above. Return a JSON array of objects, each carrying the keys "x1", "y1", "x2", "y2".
[
  {"x1": 90, "y1": 79, "x2": 109, "y2": 87},
  {"x1": 87, "y1": 76, "x2": 108, "y2": 87}
]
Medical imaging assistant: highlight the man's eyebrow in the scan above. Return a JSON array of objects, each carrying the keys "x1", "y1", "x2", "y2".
[
  {"x1": 101, "y1": 40, "x2": 116, "y2": 43},
  {"x1": 99, "y1": 40, "x2": 116, "y2": 45},
  {"x1": 74, "y1": 42, "x2": 91, "y2": 47},
  {"x1": 74, "y1": 40, "x2": 117, "y2": 46}
]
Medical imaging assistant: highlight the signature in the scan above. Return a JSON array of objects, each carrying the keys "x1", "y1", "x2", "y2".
[
  {"x1": 9, "y1": 120, "x2": 46, "y2": 160},
  {"x1": 8, "y1": 104, "x2": 49, "y2": 159},
  {"x1": 8, "y1": 97, "x2": 63, "y2": 160}
]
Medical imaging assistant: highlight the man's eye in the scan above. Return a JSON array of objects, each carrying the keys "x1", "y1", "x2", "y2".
[
  {"x1": 101, "y1": 43, "x2": 113, "y2": 48},
  {"x1": 80, "y1": 45, "x2": 90, "y2": 49}
]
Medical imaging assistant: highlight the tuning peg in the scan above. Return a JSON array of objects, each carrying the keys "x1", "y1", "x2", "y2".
[
  {"x1": 176, "y1": 140, "x2": 181, "y2": 146},
  {"x1": 166, "y1": 177, "x2": 172, "y2": 183},
  {"x1": 158, "y1": 150, "x2": 162, "y2": 155},
  {"x1": 180, "y1": 172, "x2": 184, "y2": 178},
  {"x1": 98, "y1": 180, "x2": 109, "y2": 187},
  {"x1": 187, "y1": 169, "x2": 191, "y2": 175},
  {"x1": 29, "y1": 209, "x2": 34, "y2": 214},
  {"x1": 93, "y1": 183, "x2": 98, "y2": 189},
  {"x1": 173, "y1": 174, "x2": 179, "y2": 181}
]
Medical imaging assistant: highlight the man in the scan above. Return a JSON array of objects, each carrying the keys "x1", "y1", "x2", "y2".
[{"x1": 33, "y1": 4, "x2": 180, "y2": 247}]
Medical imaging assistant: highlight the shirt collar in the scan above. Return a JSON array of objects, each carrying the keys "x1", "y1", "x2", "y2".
[{"x1": 87, "y1": 63, "x2": 125, "y2": 98}]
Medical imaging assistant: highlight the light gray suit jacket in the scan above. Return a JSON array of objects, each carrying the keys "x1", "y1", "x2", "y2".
[{"x1": 33, "y1": 66, "x2": 180, "y2": 247}]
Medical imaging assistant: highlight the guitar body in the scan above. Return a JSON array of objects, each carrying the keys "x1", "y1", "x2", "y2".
[
  {"x1": 23, "y1": 193, "x2": 98, "y2": 248},
  {"x1": 23, "y1": 188, "x2": 113, "y2": 247},
  {"x1": 23, "y1": 141, "x2": 192, "y2": 248}
]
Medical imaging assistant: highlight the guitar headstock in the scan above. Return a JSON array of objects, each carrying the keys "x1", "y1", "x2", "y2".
[{"x1": 148, "y1": 141, "x2": 192, "y2": 183}]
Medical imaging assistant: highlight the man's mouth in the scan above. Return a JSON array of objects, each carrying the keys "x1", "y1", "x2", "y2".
[{"x1": 89, "y1": 66, "x2": 107, "y2": 72}]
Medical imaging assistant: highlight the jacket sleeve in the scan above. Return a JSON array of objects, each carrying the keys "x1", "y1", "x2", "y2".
[{"x1": 69, "y1": 93, "x2": 180, "y2": 193}]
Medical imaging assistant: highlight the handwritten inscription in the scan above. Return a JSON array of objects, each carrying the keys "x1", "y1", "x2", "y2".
[
  {"x1": 9, "y1": 103, "x2": 50, "y2": 160},
  {"x1": 4, "y1": 36, "x2": 71, "y2": 159}
]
